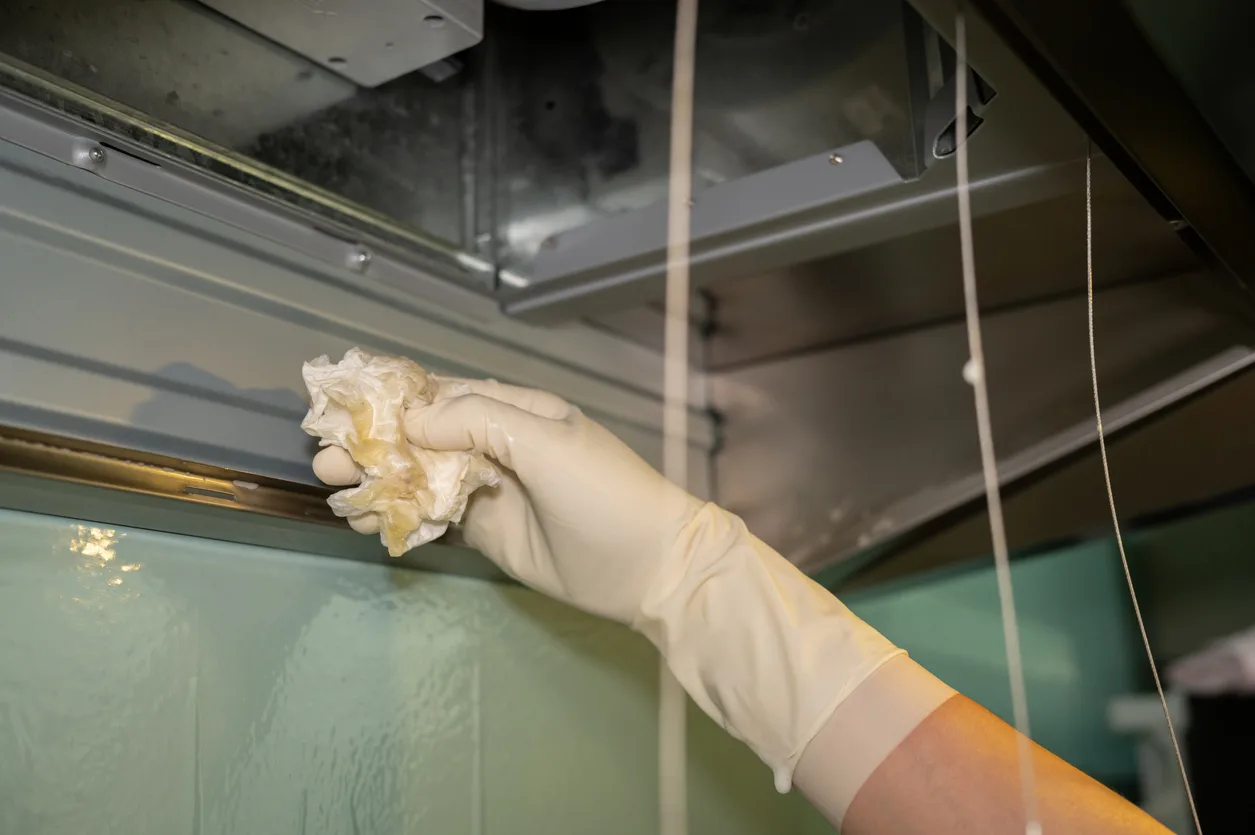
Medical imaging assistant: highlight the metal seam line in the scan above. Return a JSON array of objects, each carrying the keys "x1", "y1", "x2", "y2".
[
  {"x1": 954, "y1": 10, "x2": 1042, "y2": 834},
  {"x1": 660, "y1": 1, "x2": 699, "y2": 834},
  {"x1": 1085, "y1": 140, "x2": 1203, "y2": 834}
]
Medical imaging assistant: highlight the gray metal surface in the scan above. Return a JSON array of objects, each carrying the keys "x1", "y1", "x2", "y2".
[
  {"x1": 511, "y1": 148, "x2": 1080, "y2": 320},
  {"x1": 486, "y1": 0, "x2": 931, "y2": 283},
  {"x1": 580, "y1": 153, "x2": 1194, "y2": 371},
  {"x1": 198, "y1": 0, "x2": 483, "y2": 88},
  {"x1": 843, "y1": 364, "x2": 1255, "y2": 592},
  {"x1": 967, "y1": 0, "x2": 1255, "y2": 298},
  {"x1": 504, "y1": 1, "x2": 1079, "y2": 320},
  {"x1": 0, "y1": 0, "x2": 478, "y2": 255},
  {"x1": 0, "y1": 134, "x2": 714, "y2": 496},
  {"x1": 0, "y1": 0, "x2": 356, "y2": 149},
  {"x1": 0, "y1": 0, "x2": 944, "y2": 292},
  {"x1": 711, "y1": 275, "x2": 1255, "y2": 573},
  {"x1": 244, "y1": 67, "x2": 477, "y2": 249},
  {"x1": 506, "y1": 142, "x2": 904, "y2": 318},
  {"x1": 699, "y1": 153, "x2": 1198, "y2": 369},
  {"x1": 3, "y1": 0, "x2": 1248, "y2": 588},
  {"x1": 1128, "y1": 0, "x2": 1255, "y2": 184},
  {"x1": 0, "y1": 89, "x2": 489, "y2": 299},
  {"x1": 0, "y1": 60, "x2": 479, "y2": 278}
]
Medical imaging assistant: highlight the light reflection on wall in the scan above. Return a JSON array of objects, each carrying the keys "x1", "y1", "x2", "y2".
[
  {"x1": 70, "y1": 525, "x2": 119, "y2": 562},
  {"x1": 66, "y1": 525, "x2": 138, "y2": 605}
]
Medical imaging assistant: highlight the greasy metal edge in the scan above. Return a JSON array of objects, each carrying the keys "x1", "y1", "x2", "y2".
[
  {"x1": 0, "y1": 425, "x2": 510, "y2": 581},
  {"x1": 0, "y1": 55, "x2": 481, "y2": 285},
  {"x1": 968, "y1": 0, "x2": 1255, "y2": 304},
  {"x1": 0, "y1": 424, "x2": 338, "y2": 525}
]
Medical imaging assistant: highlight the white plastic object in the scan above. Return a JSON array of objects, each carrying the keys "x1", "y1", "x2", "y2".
[{"x1": 1167, "y1": 625, "x2": 1255, "y2": 694}]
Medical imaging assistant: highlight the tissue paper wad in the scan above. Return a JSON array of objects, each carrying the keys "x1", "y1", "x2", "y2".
[{"x1": 301, "y1": 348, "x2": 498, "y2": 556}]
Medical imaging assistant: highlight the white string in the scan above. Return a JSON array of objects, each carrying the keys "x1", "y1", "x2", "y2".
[
  {"x1": 660, "y1": 2, "x2": 699, "y2": 834},
  {"x1": 1085, "y1": 141, "x2": 1203, "y2": 835},
  {"x1": 954, "y1": 11, "x2": 1042, "y2": 834}
]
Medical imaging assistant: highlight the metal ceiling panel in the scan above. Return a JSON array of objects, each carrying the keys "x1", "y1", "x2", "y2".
[
  {"x1": 506, "y1": 142, "x2": 905, "y2": 319},
  {"x1": 838, "y1": 364, "x2": 1255, "y2": 592},
  {"x1": 0, "y1": 124, "x2": 714, "y2": 494},
  {"x1": 965, "y1": 0, "x2": 1255, "y2": 297},
  {"x1": 698, "y1": 154, "x2": 1198, "y2": 370},
  {"x1": 0, "y1": 0, "x2": 357, "y2": 148},
  {"x1": 197, "y1": 0, "x2": 483, "y2": 88},
  {"x1": 711, "y1": 275, "x2": 1255, "y2": 574},
  {"x1": 502, "y1": 0, "x2": 1085, "y2": 321}
]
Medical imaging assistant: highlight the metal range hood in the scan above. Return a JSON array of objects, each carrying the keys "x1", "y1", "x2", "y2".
[
  {"x1": 1, "y1": 0, "x2": 1254, "y2": 586},
  {"x1": 495, "y1": 0, "x2": 1255, "y2": 579}
]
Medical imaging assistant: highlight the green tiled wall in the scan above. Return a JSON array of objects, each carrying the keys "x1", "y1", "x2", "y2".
[
  {"x1": 843, "y1": 540, "x2": 1144, "y2": 785},
  {"x1": 0, "y1": 507, "x2": 826, "y2": 834},
  {"x1": 840, "y1": 496, "x2": 1255, "y2": 791},
  {"x1": 22, "y1": 492, "x2": 1250, "y2": 832}
]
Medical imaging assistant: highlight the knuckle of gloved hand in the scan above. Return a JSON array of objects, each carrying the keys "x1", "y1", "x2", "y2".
[
  {"x1": 540, "y1": 411, "x2": 579, "y2": 445},
  {"x1": 402, "y1": 407, "x2": 432, "y2": 447},
  {"x1": 407, "y1": 398, "x2": 464, "y2": 444},
  {"x1": 563, "y1": 408, "x2": 592, "y2": 439}
]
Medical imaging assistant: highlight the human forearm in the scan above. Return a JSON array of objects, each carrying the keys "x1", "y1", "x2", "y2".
[{"x1": 801, "y1": 688, "x2": 1172, "y2": 835}]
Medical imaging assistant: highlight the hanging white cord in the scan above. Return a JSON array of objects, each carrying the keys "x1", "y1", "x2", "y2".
[
  {"x1": 660, "y1": 2, "x2": 698, "y2": 834},
  {"x1": 1085, "y1": 141, "x2": 1203, "y2": 834},
  {"x1": 954, "y1": 11, "x2": 1042, "y2": 834}
]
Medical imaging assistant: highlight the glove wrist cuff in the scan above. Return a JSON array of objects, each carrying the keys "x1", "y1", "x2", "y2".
[{"x1": 634, "y1": 503, "x2": 904, "y2": 792}]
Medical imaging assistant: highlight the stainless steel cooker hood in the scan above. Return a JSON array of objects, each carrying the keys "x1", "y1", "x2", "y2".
[{"x1": 2, "y1": 0, "x2": 1254, "y2": 585}]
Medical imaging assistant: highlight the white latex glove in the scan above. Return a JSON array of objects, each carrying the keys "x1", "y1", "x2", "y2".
[
  {"x1": 312, "y1": 377, "x2": 950, "y2": 802},
  {"x1": 316, "y1": 377, "x2": 701, "y2": 623}
]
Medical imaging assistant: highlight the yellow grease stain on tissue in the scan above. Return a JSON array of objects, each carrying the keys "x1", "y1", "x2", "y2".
[
  {"x1": 304, "y1": 350, "x2": 498, "y2": 557},
  {"x1": 335, "y1": 381, "x2": 436, "y2": 557}
]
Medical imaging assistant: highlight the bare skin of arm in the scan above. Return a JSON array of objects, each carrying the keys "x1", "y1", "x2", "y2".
[{"x1": 797, "y1": 694, "x2": 1171, "y2": 834}]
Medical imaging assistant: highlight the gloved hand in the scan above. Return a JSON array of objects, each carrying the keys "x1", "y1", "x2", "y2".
[
  {"x1": 314, "y1": 377, "x2": 705, "y2": 625},
  {"x1": 312, "y1": 376, "x2": 950, "y2": 805}
]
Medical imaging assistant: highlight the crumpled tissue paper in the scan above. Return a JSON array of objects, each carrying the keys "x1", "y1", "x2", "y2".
[{"x1": 301, "y1": 348, "x2": 498, "y2": 556}]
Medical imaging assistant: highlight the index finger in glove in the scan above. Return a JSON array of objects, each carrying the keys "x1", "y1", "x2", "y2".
[
  {"x1": 431, "y1": 376, "x2": 572, "y2": 420},
  {"x1": 405, "y1": 393, "x2": 562, "y2": 472}
]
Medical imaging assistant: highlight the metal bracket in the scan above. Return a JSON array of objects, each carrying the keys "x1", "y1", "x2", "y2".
[{"x1": 0, "y1": 86, "x2": 495, "y2": 314}]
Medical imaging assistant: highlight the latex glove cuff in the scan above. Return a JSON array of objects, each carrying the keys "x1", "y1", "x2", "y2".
[{"x1": 635, "y1": 503, "x2": 953, "y2": 804}]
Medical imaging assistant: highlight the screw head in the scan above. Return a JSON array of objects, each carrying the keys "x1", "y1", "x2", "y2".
[
  {"x1": 828, "y1": 152, "x2": 844, "y2": 165},
  {"x1": 74, "y1": 143, "x2": 107, "y2": 168},
  {"x1": 346, "y1": 246, "x2": 372, "y2": 272}
]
